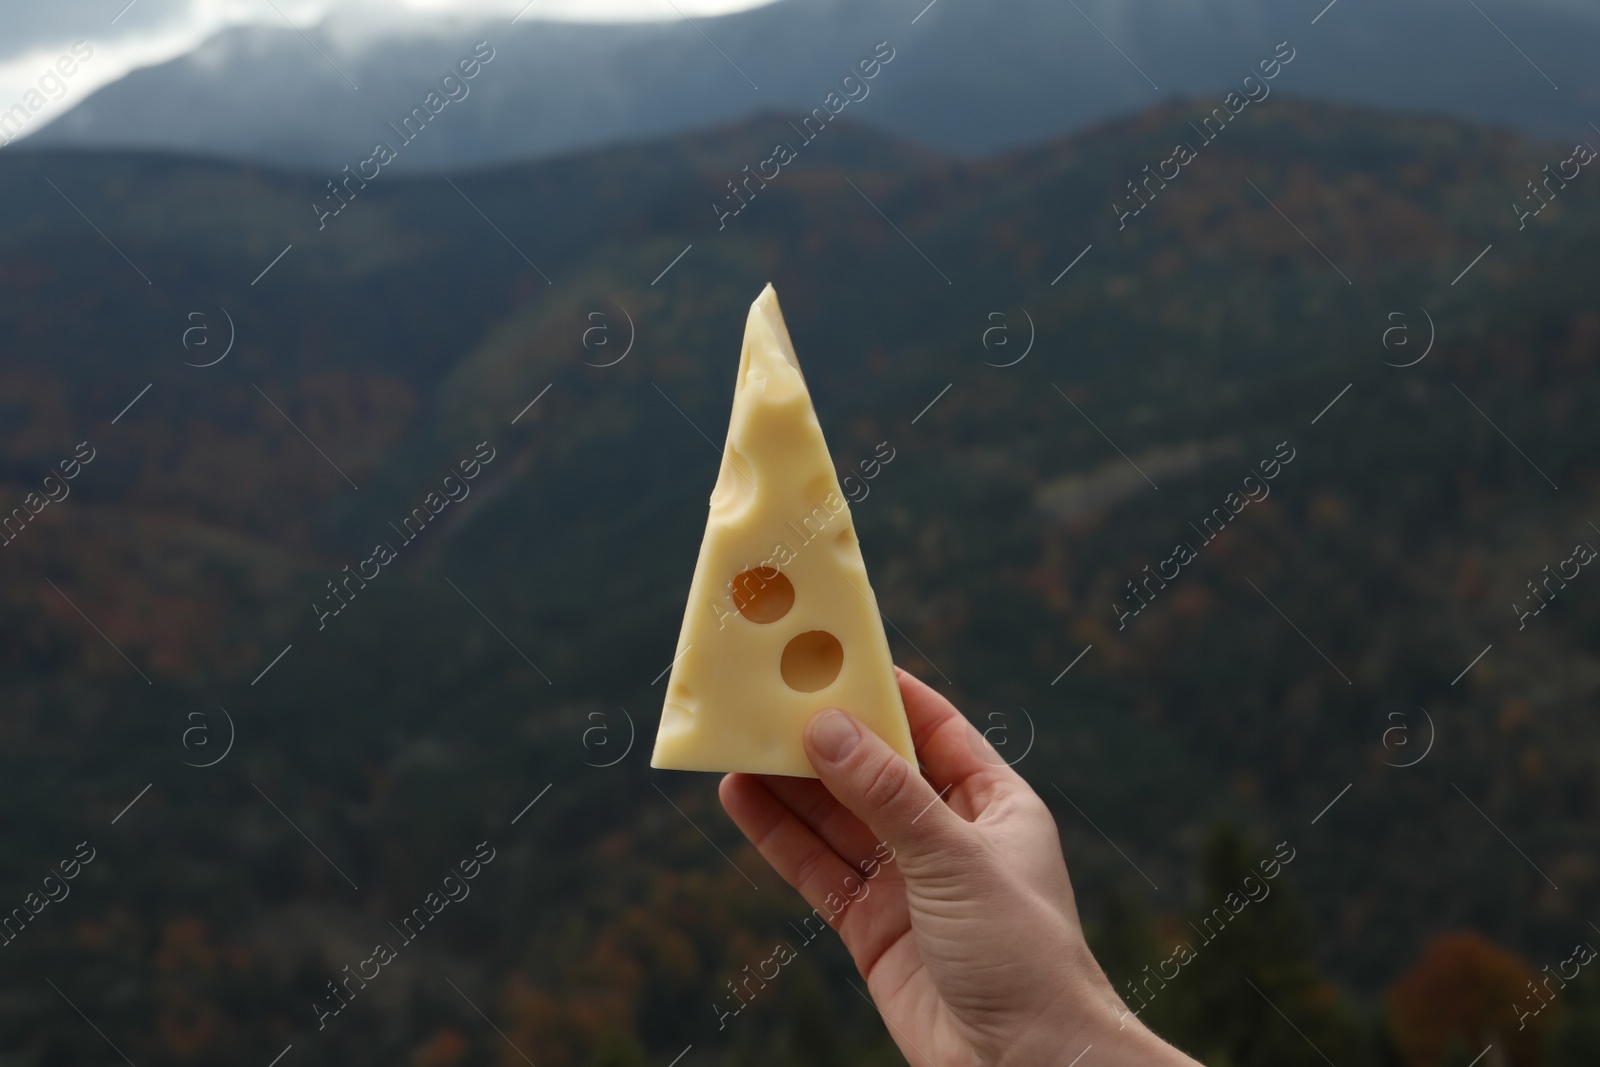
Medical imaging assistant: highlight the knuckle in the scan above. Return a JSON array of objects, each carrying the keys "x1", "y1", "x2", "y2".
[
  {"x1": 789, "y1": 843, "x2": 828, "y2": 890},
  {"x1": 796, "y1": 788, "x2": 838, "y2": 830},
  {"x1": 858, "y1": 752, "x2": 913, "y2": 813},
  {"x1": 749, "y1": 812, "x2": 787, "y2": 856}
]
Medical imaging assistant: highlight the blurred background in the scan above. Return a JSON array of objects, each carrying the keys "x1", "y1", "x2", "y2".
[{"x1": 2, "y1": 0, "x2": 1599, "y2": 1064}]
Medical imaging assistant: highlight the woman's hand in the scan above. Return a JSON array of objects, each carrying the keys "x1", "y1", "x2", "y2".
[{"x1": 719, "y1": 667, "x2": 1198, "y2": 1067}]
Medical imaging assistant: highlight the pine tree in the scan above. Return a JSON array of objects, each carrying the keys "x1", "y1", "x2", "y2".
[
  {"x1": 786, "y1": 961, "x2": 844, "y2": 1066},
  {"x1": 1145, "y1": 825, "x2": 1360, "y2": 1066}
]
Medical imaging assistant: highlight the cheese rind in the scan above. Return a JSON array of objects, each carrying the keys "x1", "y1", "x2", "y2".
[{"x1": 650, "y1": 285, "x2": 915, "y2": 777}]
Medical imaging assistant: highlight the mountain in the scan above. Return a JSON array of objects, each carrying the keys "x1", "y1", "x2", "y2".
[
  {"x1": 3, "y1": 97, "x2": 1600, "y2": 1065},
  {"x1": 20, "y1": 0, "x2": 1600, "y2": 170}
]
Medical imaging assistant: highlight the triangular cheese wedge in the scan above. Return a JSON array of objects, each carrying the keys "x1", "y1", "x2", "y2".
[{"x1": 651, "y1": 284, "x2": 915, "y2": 777}]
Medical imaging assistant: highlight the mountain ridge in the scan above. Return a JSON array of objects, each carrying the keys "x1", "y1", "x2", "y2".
[{"x1": 18, "y1": 0, "x2": 1600, "y2": 172}]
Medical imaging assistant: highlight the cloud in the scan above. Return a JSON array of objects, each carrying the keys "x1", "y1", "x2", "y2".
[{"x1": 0, "y1": 0, "x2": 776, "y2": 143}]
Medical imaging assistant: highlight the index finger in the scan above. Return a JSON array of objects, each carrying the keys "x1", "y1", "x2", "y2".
[{"x1": 895, "y1": 666, "x2": 1020, "y2": 803}]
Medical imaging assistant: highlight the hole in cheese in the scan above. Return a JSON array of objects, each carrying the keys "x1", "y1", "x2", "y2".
[
  {"x1": 732, "y1": 567, "x2": 794, "y2": 624},
  {"x1": 781, "y1": 630, "x2": 844, "y2": 692}
]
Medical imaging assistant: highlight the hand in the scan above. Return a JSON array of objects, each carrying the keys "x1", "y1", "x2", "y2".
[{"x1": 720, "y1": 667, "x2": 1199, "y2": 1067}]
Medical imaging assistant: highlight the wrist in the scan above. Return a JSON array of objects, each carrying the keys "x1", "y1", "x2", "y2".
[
  {"x1": 1071, "y1": 1019, "x2": 1196, "y2": 1067},
  {"x1": 988, "y1": 948, "x2": 1116, "y2": 1067},
  {"x1": 993, "y1": 952, "x2": 1196, "y2": 1067},
  {"x1": 1018, "y1": 1014, "x2": 1193, "y2": 1067}
]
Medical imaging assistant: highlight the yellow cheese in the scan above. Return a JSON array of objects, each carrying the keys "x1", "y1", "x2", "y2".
[{"x1": 650, "y1": 284, "x2": 915, "y2": 777}]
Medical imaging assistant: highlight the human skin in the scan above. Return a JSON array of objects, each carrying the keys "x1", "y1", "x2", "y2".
[{"x1": 719, "y1": 667, "x2": 1200, "y2": 1067}]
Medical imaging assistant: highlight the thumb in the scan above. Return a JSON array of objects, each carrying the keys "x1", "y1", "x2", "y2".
[{"x1": 803, "y1": 707, "x2": 974, "y2": 876}]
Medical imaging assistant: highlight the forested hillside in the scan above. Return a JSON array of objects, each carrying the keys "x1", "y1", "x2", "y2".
[{"x1": 2, "y1": 96, "x2": 1598, "y2": 1065}]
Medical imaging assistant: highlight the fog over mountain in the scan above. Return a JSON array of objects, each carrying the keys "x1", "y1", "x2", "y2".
[{"x1": 19, "y1": 0, "x2": 1600, "y2": 171}]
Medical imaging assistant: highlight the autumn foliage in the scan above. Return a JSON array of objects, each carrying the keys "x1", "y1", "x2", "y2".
[{"x1": 1388, "y1": 932, "x2": 1546, "y2": 1067}]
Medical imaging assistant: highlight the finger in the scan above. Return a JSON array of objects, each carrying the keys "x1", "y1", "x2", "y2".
[
  {"x1": 896, "y1": 666, "x2": 1021, "y2": 805},
  {"x1": 719, "y1": 773, "x2": 906, "y2": 966},
  {"x1": 895, "y1": 664, "x2": 964, "y2": 743},
  {"x1": 802, "y1": 707, "x2": 979, "y2": 880},
  {"x1": 719, "y1": 773, "x2": 859, "y2": 909},
  {"x1": 757, "y1": 774, "x2": 899, "y2": 878}
]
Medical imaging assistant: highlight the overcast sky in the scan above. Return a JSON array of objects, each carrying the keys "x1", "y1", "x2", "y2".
[{"x1": 0, "y1": 0, "x2": 776, "y2": 134}]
